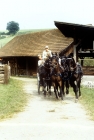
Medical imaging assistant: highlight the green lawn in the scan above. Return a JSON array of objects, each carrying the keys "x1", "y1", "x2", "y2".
[
  {"x1": 80, "y1": 86, "x2": 94, "y2": 120},
  {"x1": 0, "y1": 78, "x2": 30, "y2": 120},
  {"x1": 70, "y1": 86, "x2": 94, "y2": 120},
  {"x1": 0, "y1": 36, "x2": 15, "y2": 48},
  {"x1": 0, "y1": 29, "x2": 51, "y2": 48}
]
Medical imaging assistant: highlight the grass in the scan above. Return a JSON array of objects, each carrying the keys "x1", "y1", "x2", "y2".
[
  {"x1": 79, "y1": 58, "x2": 94, "y2": 66},
  {"x1": 0, "y1": 29, "x2": 51, "y2": 48},
  {"x1": 0, "y1": 36, "x2": 15, "y2": 48},
  {"x1": 16, "y1": 29, "x2": 50, "y2": 35},
  {"x1": 79, "y1": 86, "x2": 94, "y2": 120},
  {"x1": 70, "y1": 86, "x2": 94, "y2": 120},
  {"x1": 0, "y1": 78, "x2": 30, "y2": 120}
]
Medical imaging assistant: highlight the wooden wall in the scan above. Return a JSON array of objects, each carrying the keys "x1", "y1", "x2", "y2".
[{"x1": 2, "y1": 57, "x2": 38, "y2": 77}]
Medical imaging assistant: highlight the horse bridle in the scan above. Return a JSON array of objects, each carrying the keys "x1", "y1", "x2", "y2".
[{"x1": 67, "y1": 57, "x2": 77, "y2": 71}]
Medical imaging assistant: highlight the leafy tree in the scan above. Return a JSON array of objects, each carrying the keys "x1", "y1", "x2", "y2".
[{"x1": 6, "y1": 21, "x2": 20, "y2": 35}]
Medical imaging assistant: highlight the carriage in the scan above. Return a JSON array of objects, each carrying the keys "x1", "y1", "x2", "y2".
[
  {"x1": 37, "y1": 58, "x2": 52, "y2": 96},
  {"x1": 37, "y1": 71, "x2": 51, "y2": 94},
  {"x1": 37, "y1": 53, "x2": 83, "y2": 101},
  {"x1": 37, "y1": 72, "x2": 41, "y2": 94}
]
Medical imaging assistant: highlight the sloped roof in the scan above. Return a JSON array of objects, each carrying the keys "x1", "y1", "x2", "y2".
[
  {"x1": 0, "y1": 29, "x2": 73, "y2": 57},
  {"x1": 54, "y1": 21, "x2": 94, "y2": 39}
]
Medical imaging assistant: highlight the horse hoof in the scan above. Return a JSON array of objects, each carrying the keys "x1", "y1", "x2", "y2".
[
  {"x1": 49, "y1": 92, "x2": 51, "y2": 96},
  {"x1": 61, "y1": 97, "x2": 64, "y2": 100},
  {"x1": 66, "y1": 91, "x2": 69, "y2": 94},
  {"x1": 75, "y1": 99, "x2": 78, "y2": 103},
  {"x1": 56, "y1": 96, "x2": 59, "y2": 99}
]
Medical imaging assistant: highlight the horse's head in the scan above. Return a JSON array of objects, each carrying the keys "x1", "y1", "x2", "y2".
[
  {"x1": 60, "y1": 55, "x2": 69, "y2": 72},
  {"x1": 50, "y1": 52, "x2": 65, "y2": 74},
  {"x1": 43, "y1": 57, "x2": 52, "y2": 75},
  {"x1": 51, "y1": 52, "x2": 59, "y2": 68},
  {"x1": 51, "y1": 52, "x2": 59, "y2": 62},
  {"x1": 61, "y1": 56, "x2": 67, "y2": 67},
  {"x1": 66, "y1": 55, "x2": 76, "y2": 71}
]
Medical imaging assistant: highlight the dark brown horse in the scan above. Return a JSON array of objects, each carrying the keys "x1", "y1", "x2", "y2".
[
  {"x1": 50, "y1": 53, "x2": 64, "y2": 100},
  {"x1": 66, "y1": 54, "x2": 83, "y2": 101},
  {"x1": 61, "y1": 55, "x2": 71, "y2": 95}
]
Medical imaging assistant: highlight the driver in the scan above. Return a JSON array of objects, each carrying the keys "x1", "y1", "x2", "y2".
[{"x1": 42, "y1": 46, "x2": 52, "y2": 61}]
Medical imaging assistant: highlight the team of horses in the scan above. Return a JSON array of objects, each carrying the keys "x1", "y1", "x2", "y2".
[{"x1": 37, "y1": 53, "x2": 83, "y2": 102}]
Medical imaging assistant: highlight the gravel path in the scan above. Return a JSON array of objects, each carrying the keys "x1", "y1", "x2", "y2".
[{"x1": 0, "y1": 76, "x2": 94, "y2": 140}]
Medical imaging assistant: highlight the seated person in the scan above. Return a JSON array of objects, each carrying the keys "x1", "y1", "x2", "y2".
[
  {"x1": 42, "y1": 46, "x2": 52, "y2": 61},
  {"x1": 37, "y1": 54, "x2": 44, "y2": 85},
  {"x1": 38, "y1": 54, "x2": 44, "y2": 66}
]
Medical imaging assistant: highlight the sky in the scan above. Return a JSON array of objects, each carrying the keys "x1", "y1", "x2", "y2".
[{"x1": 0, "y1": 0, "x2": 94, "y2": 30}]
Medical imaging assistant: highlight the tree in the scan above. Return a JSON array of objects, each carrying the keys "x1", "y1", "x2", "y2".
[{"x1": 6, "y1": 21, "x2": 20, "y2": 35}]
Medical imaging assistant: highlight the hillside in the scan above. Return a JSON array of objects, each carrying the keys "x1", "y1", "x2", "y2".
[{"x1": 0, "y1": 29, "x2": 50, "y2": 48}]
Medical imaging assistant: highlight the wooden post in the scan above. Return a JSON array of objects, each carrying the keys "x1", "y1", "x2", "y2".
[
  {"x1": 73, "y1": 45, "x2": 77, "y2": 62},
  {"x1": 4, "y1": 64, "x2": 10, "y2": 84},
  {"x1": 0, "y1": 64, "x2": 10, "y2": 84},
  {"x1": 73, "y1": 39, "x2": 82, "y2": 63},
  {"x1": 0, "y1": 65, "x2": 4, "y2": 83}
]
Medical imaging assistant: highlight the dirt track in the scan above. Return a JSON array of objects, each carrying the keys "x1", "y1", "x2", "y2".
[{"x1": 0, "y1": 76, "x2": 94, "y2": 140}]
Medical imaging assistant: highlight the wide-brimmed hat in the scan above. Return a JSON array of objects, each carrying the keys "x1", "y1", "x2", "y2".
[{"x1": 45, "y1": 46, "x2": 49, "y2": 49}]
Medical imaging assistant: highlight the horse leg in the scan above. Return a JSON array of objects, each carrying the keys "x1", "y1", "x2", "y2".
[
  {"x1": 59, "y1": 81, "x2": 63, "y2": 100},
  {"x1": 58, "y1": 85, "x2": 63, "y2": 100},
  {"x1": 63, "y1": 82, "x2": 66, "y2": 96},
  {"x1": 78, "y1": 80, "x2": 81, "y2": 97},
  {"x1": 62, "y1": 82, "x2": 64, "y2": 100},
  {"x1": 53, "y1": 83, "x2": 58, "y2": 99},
  {"x1": 66, "y1": 80, "x2": 69, "y2": 94},
  {"x1": 48, "y1": 80, "x2": 52, "y2": 95},
  {"x1": 43, "y1": 78, "x2": 47, "y2": 96},
  {"x1": 55, "y1": 84, "x2": 60, "y2": 97},
  {"x1": 47, "y1": 81, "x2": 48, "y2": 92},
  {"x1": 55, "y1": 87, "x2": 59, "y2": 99},
  {"x1": 73, "y1": 81, "x2": 79, "y2": 101}
]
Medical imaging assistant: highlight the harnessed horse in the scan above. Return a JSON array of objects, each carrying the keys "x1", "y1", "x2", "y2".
[
  {"x1": 66, "y1": 54, "x2": 83, "y2": 101},
  {"x1": 50, "y1": 53, "x2": 65, "y2": 100},
  {"x1": 61, "y1": 55, "x2": 71, "y2": 95}
]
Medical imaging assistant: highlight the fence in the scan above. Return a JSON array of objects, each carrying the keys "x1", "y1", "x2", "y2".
[{"x1": 0, "y1": 64, "x2": 10, "y2": 84}]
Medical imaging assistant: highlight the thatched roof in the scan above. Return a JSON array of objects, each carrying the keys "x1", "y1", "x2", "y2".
[{"x1": 0, "y1": 29, "x2": 73, "y2": 57}]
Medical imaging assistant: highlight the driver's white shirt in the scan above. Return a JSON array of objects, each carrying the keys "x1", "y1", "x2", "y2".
[{"x1": 43, "y1": 50, "x2": 52, "y2": 60}]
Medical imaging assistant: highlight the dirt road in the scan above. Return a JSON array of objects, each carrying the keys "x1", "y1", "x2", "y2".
[{"x1": 0, "y1": 76, "x2": 94, "y2": 140}]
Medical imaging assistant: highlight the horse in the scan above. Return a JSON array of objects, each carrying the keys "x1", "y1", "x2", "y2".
[
  {"x1": 66, "y1": 54, "x2": 83, "y2": 101},
  {"x1": 61, "y1": 55, "x2": 71, "y2": 95},
  {"x1": 38, "y1": 57, "x2": 52, "y2": 96},
  {"x1": 50, "y1": 52, "x2": 65, "y2": 100}
]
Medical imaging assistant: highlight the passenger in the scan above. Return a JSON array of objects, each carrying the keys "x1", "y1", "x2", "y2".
[
  {"x1": 37, "y1": 54, "x2": 44, "y2": 85},
  {"x1": 38, "y1": 54, "x2": 44, "y2": 66}
]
